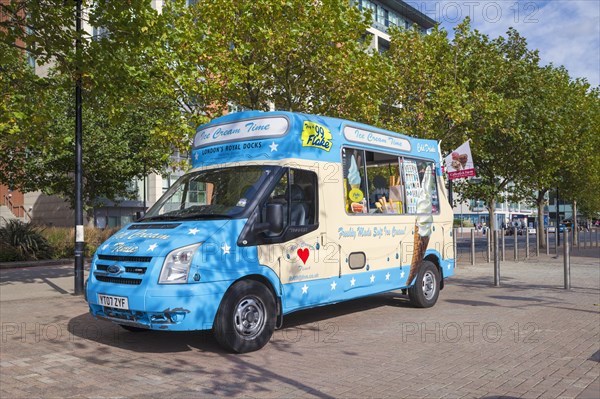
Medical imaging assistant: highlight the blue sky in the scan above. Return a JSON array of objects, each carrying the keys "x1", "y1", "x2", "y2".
[{"x1": 407, "y1": 1, "x2": 600, "y2": 88}]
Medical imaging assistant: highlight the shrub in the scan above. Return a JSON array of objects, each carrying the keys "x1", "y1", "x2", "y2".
[
  {"x1": 41, "y1": 226, "x2": 119, "y2": 259},
  {"x1": 453, "y1": 219, "x2": 474, "y2": 228},
  {"x1": 0, "y1": 220, "x2": 53, "y2": 261}
]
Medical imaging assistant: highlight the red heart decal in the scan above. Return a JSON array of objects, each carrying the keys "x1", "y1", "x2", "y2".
[{"x1": 297, "y1": 248, "x2": 309, "y2": 265}]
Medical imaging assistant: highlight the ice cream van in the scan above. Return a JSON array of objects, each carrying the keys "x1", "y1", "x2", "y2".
[{"x1": 86, "y1": 111, "x2": 455, "y2": 353}]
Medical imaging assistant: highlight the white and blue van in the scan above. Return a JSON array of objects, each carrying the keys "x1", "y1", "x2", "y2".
[{"x1": 87, "y1": 111, "x2": 455, "y2": 353}]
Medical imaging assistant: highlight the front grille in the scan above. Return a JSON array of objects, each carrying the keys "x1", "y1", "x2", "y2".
[
  {"x1": 95, "y1": 276, "x2": 142, "y2": 285},
  {"x1": 98, "y1": 255, "x2": 152, "y2": 263},
  {"x1": 96, "y1": 264, "x2": 147, "y2": 274}
]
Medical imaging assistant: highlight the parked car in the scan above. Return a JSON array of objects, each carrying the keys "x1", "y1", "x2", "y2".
[
  {"x1": 506, "y1": 226, "x2": 526, "y2": 236},
  {"x1": 547, "y1": 224, "x2": 569, "y2": 233}
]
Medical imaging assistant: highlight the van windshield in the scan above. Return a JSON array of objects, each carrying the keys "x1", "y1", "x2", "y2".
[{"x1": 142, "y1": 166, "x2": 277, "y2": 221}]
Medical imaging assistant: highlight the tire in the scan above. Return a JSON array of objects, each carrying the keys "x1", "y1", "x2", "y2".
[
  {"x1": 408, "y1": 261, "x2": 440, "y2": 308},
  {"x1": 213, "y1": 280, "x2": 276, "y2": 353}
]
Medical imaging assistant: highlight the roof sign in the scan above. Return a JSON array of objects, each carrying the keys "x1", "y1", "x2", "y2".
[
  {"x1": 343, "y1": 126, "x2": 411, "y2": 152},
  {"x1": 194, "y1": 116, "x2": 290, "y2": 148}
]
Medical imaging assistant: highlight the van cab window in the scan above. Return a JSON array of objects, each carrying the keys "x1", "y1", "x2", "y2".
[
  {"x1": 262, "y1": 168, "x2": 317, "y2": 228},
  {"x1": 142, "y1": 166, "x2": 275, "y2": 221},
  {"x1": 248, "y1": 168, "x2": 318, "y2": 244}
]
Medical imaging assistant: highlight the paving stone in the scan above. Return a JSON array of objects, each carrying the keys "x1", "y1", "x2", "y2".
[{"x1": 1, "y1": 254, "x2": 598, "y2": 398}]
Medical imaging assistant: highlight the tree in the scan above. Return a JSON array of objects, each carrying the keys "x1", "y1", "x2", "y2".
[
  {"x1": 518, "y1": 65, "x2": 598, "y2": 246},
  {"x1": 379, "y1": 25, "x2": 471, "y2": 146},
  {"x1": 0, "y1": 0, "x2": 185, "y2": 215},
  {"x1": 167, "y1": 0, "x2": 381, "y2": 120},
  {"x1": 556, "y1": 86, "x2": 600, "y2": 224},
  {"x1": 448, "y1": 22, "x2": 543, "y2": 232}
]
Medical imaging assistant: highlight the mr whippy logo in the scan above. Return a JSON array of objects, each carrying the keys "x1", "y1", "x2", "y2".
[{"x1": 301, "y1": 121, "x2": 332, "y2": 151}]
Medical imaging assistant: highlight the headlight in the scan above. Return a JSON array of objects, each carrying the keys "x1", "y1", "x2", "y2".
[{"x1": 159, "y1": 243, "x2": 201, "y2": 284}]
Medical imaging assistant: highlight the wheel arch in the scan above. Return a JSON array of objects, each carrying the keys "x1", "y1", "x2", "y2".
[
  {"x1": 216, "y1": 269, "x2": 282, "y2": 326},
  {"x1": 424, "y1": 253, "x2": 444, "y2": 290}
]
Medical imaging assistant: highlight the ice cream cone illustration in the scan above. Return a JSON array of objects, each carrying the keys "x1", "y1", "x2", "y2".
[
  {"x1": 407, "y1": 165, "x2": 435, "y2": 285},
  {"x1": 458, "y1": 153, "x2": 468, "y2": 169},
  {"x1": 347, "y1": 154, "x2": 364, "y2": 211},
  {"x1": 407, "y1": 226, "x2": 430, "y2": 284},
  {"x1": 348, "y1": 155, "x2": 361, "y2": 189}
]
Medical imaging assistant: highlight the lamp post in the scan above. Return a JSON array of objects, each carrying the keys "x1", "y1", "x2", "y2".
[
  {"x1": 556, "y1": 187, "x2": 560, "y2": 247},
  {"x1": 74, "y1": 0, "x2": 85, "y2": 295}
]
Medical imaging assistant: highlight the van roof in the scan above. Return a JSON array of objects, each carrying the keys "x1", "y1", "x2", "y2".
[{"x1": 191, "y1": 111, "x2": 440, "y2": 169}]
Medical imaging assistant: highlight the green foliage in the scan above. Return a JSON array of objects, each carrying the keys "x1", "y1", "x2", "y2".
[
  {"x1": 0, "y1": 1, "x2": 184, "y2": 209},
  {"x1": 1, "y1": 1, "x2": 598, "y2": 225},
  {"x1": 0, "y1": 220, "x2": 53, "y2": 261},
  {"x1": 380, "y1": 26, "x2": 471, "y2": 142},
  {"x1": 41, "y1": 226, "x2": 119, "y2": 258}
]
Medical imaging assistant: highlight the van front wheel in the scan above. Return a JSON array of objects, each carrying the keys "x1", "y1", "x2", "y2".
[
  {"x1": 408, "y1": 261, "x2": 440, "y2": 308},
  {"x1": 214, "y1": 280, "x2": 276, "y2": 353}
]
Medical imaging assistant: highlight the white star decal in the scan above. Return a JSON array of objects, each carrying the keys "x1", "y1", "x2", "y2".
[
  {"x1": 269, "y1": 141, "x2": 279, "y2": 152},
  {"x1": 385, "y1": 272, "x2": 391, "y2": 281},
  {"x1": 400, "y1": 270, "x2": 405, "y2": 278},
  {"x1": 102, "y1": 244, "x2": 109, "y2": 250},
  {"x1": 330, "y1": 281, "x2": 337, "y2": 290},
  {"x1": 350, "y1": 277, "x2": 356, "y2": 287},
  {"x1": 221, "y1": 243, "x2": 231, "y2": 255},
  {"x1": 370, "y1": 274, "x2": 375, "y2": 283},
  {"x1": 148, "y1": 243, "x2": 157, "y2": 251},
  {"x1": 188, "y1": 228, "x2": 200, "y2": 235},
  {"x1": 194, "y1": 152, "x2": 199, "y2": 160},
  {"x1": 301, "y1": 284, "x2": 309, "y2": 294},
  {"x1": 447, "y1": 263, "x2": 452, "y2": 270}
]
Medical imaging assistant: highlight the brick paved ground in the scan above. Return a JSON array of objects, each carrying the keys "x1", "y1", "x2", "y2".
[{"x1": 1, "y1": 249, "x2": 598, "y2": 398}]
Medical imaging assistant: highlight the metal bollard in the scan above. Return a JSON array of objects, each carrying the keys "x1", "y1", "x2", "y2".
[
  {"x1": 487, "y1": 230, "x2": 491, "y2": 263},
  {"x1": 453, "y1": 228, "x2": 458, "y2": 267},
  {"x1": 471, "y1": 229, "x2": 475, "y2": 266},
  {"x1": 493, "y1": 230, "x2": 500, "y2": 287},
  {"x1": 501, "y1": 231, "x2": 505, "y2": 262},
  {"x1": 525, "y1": 228, "x2": 530, "y2": 259},
  {"x1": 514, "y1": 227, "x2": 518, "y2": 262},
  {"x1": 535, "y1": 229, "x2": 540, "y2": 257},
  {"x1": 546, "y1": 229, "x2": 550, "y2": 256},
  {"x1": 555, "y1": 227, "x2": 559, "y2": 255},
  {"x1": 564, "y1": 229, "x2": 570, "y2": 290}
]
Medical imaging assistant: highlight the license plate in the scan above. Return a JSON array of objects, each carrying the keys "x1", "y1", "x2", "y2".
[{"x1": 98, "y1": 294, "x2": 129, "y2": 310}]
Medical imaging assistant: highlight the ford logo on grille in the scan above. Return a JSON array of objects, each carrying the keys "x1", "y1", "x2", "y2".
[{"x1": 107, "y1": 265, "x2": 122, "y2": 274}]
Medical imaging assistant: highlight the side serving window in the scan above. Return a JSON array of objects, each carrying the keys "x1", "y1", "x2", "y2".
[
  {"x1": 343, "y1": 147, "x2": 439, "y2": 215},
  {"x1": 401, "y1": 158, "x2": 439, "y2": 214}
]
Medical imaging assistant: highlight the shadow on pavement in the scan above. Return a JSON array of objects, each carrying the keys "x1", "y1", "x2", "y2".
[
  {"x1": 0, "y1": 265, "x2": 75, "y2": 285},
  {"x1": 67, "y1": 292, "x2": 413, "y2": 355},
  {"x1": 66, "y1": 315, "x2": 340, "y2": 398}
]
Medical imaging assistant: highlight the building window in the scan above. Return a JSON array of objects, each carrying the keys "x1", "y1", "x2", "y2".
[
  {"x1": 377, "y1": 5, "x2": 387, "y2": 25},
  {"x1": 388, "y1": 12, "x2": 400, "y2": 27}
]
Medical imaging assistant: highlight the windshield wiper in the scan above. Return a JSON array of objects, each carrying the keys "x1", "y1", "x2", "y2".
[
  {"x1": 177, "y1": 214, "x2": 233, "y2": 220},
  {"x1": 140, "y1": 215, "x2": 181, "y2": 221}
]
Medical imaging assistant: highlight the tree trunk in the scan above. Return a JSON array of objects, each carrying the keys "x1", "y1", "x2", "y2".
[
  {"x1": 536, "y1": 190, "x2": 547, "y2": 249},
  {"x1": 487, "y1": 198, "x2": 496, "y2": 232}
]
